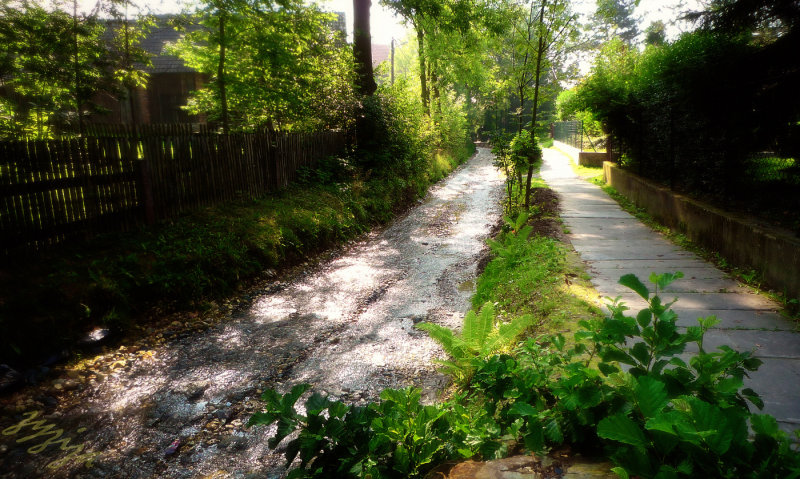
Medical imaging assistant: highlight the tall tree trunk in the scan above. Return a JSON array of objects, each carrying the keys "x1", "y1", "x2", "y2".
[
  {"x1": 123, "y1": 0, "x2": 137, "y2": 125},
  {"x1": 353, "y1": 0, "x2": 376, "y2": 96},
  {"x1": 517, "y1": 85, "x2": 525, "y2": 134},
  {"x1": 416, "y1": 25, "x2": 429, "y2": 116},
  {"x1": 218, "y1": 10, "x2": 229, "y2": 134},
  {"x1": 525, "y1": 0, "x2": 547, "y2": 210},
  {"x1": 73, "y1": 0, "x2": 84, "y2": 136},
  {"x1": 431, "y1": 60, "x2": 441, "y2": 117}
]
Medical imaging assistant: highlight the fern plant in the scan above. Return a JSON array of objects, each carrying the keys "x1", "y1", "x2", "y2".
[{"x1": 416, "y1": 302, "x2": 532, "y2": 381}]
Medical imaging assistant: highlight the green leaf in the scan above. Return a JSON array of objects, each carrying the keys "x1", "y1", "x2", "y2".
[
  {"x1": 328, "y1": 401, "x2": 350, "y2": 419},
  {"x1": 598, "y1": 413, "x2": 649, "y2": 448},
  {"x1": 619, "y1": 274, "x2": 650, "y2": 299},
  {"x1": 636, "y1": 308, "x2": 652, "y2": 328},
  {"x1": 598, "y1": 361, "x2": 619, "y2": 376},
  {"x1": 260, "y1": 388, "x2": 282, "y2": 407},
  {"x1": 715, "y1": 377, "x2": 743, "y2": 394},
  {"x1": 750, "y1": 414, "x2": 779, "y2": 436},
  {"x1": 741, "y1": 388, "x2": 764, "y2": 410},
  {"x1": 509, "y1": 402, "x2": 539, "y2": 417},
  {"x1": 552, "y1": 334, "x2": 565, "y2": 351},
  {"x1": 611, "y1": 466, "x2": 630, "y2": 479},
  {"x1": 630, "y1": 342, "x2": 651, "y2": 366},
  {"x1": 395, "y1": 443, "x2": 412, "y2": 473},
  {"x1": 635, "y1": 376, "x2": 668, "y2": 418},
  {"x1": 650, "y1": 271, "x2": 684, "y2": 291},
  {"x1": 523, "y1": 424, "x2": 545, "y2": 452},
  {"x1": 305, "y1": 392, "x2": 329, "y2": 415},
  {"x1": 645, "y1": 411, "x2": 684, "y2": 436},
  {"x1": 248, "y1": 410, "x2": 278, "y2": 427},
  {"x1": 697, "y1": 315, "x2": 720, "y2": 329},
  {"x1": 544, "y1": 418, "x2": 564, "y2": 443},
  {"x1": 690, "y1": 399, "x2": 733, "y2": 455},
  {"x1": 283, "y1": 384, "x2": 311, "y2": 410},
  {"x1": 269, "y1": 416, "x2": 298, "y2": 449},
  {"x1": 601, "y1": 347, "x2": 638, "y2": 366},
  {"x1": 653, "y1": 465, "x2": 679, "y2": 479}
]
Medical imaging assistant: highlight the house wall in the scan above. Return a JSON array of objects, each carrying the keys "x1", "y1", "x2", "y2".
[{"x1": 86, "y1": 73, "x2": 203, "y2": 125}]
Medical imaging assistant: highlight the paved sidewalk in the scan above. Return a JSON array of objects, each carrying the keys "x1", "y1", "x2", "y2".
[{"x1": 540, "y1": 148, "x2": 800, "y2": 434}]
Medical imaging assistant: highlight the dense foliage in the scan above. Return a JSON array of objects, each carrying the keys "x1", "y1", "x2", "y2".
[
  {"x1": 0, "y1": 1, "x2": 149, "y2": 138},
  {"x1": 251, "y1": 266, "x2": 800, "y2": 478},
  {"x1": 573, "y1": 4, "x2": 800, "y2": 225},
  {"x1": 168, "y1": 0, "x2": 355, "y2": 132}
]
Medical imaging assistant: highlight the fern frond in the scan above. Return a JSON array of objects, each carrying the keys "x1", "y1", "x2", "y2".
[
  {"x1": 416, "y1": 322, "x2": 469, "y2": 360},
  {"x1": 513, "y1": 212, "x2": 529, "y2": 231},
  {"x1": 485, "y1": 314, "x2": 533, "y2": 355},
  {"x1": 463, "y1": 303, "x2": 495, "y2": 352}
]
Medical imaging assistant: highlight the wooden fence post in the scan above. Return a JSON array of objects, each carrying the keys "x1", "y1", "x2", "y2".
[{"x1": 137, "y1": 159, "x2": 156, "y2": 225}]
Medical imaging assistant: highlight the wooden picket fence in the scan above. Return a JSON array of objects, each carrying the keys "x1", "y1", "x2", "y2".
[{"x1": 0, "y1": 126, "x2": 346, "y2": 257}]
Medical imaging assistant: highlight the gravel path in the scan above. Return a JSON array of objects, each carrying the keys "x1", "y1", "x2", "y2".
[{"x1": 0, "y1": 147, "x2": 505, "y2": 479}]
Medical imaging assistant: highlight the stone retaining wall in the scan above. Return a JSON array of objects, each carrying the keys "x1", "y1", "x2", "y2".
[
  {"x1": 578, "y1": 152, "x2": 606, "y2": 167},
  {"x1": 603, "y1": 161, "x2": 800, "y2": 300}
]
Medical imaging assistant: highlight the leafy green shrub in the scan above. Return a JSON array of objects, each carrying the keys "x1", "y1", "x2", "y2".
[
  {"x1": 251, "y1": 272, "x2": 800, "y2": 478},
  {"x1": 248, "y1": 384, "x2": 480, "y2": 479},
  {"x1": 509, "y1": 130, "x2": 541, "y2": 169}
]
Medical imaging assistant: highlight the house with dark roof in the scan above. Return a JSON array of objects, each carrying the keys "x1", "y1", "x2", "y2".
[{"x1": 90, "y1": 17, "x2": 206, "y2": 125}]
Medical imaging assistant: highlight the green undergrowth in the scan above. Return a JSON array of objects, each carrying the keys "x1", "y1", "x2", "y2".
[
  {"x1": 594, "y1": 181, "x2": 800, "y2": 319},
  {"x1": 472, "y1": 211, "x2": 601, "y2": 336},
  {"x1": 251, "y1": 270, "x2": 800, "y2": 479},
  {"x1": 249, "y1": 179, "x2": 800, "y2": 478},
  {"x1": 0, "y1": 142, "x2": 474, "y2": 366}
]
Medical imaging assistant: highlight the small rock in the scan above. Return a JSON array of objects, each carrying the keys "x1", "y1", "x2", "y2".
[
  {"x1": 185, "y1": 381, "x2": 209, "y2": 401},
  {"x1": 64, "y1": 379, "x2": 80, "y2": 391},
  {"x1": 213, "y1": 409, "x2": 232, "y2": 421},
  {"x1": 164, "y1": 439, "x2": 181, "y2": 456}
]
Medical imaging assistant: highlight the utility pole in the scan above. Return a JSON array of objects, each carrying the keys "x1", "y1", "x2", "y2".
[{"x1": 391, "y1": 37, "x2": 395, "y2": 85}]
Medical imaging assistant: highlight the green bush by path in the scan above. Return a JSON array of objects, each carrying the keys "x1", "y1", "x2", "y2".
[{"x1": 251, "y1": 270, "x2": 800, "y2": 479}]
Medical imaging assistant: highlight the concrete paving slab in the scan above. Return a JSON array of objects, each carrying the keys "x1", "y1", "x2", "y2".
[
  {"x1": 615, "y1": 292, "x2": 778, "y2": 311},
  {"x1": 743, "y1": 358, "x2": 800, "y2": 424},
  {"x1": 590, "y1": 275, "x2": 747, "y2": 294},
  {"x1": 560, "y1": 203, "x2": 630, "y2": 214},
  {"x1": 671, "y1": 309, "x2": 796, "y2": 330},
  {"x1": 588, "y1": 266, "x2": 729, "y2": 281},
  {"x1": 687, "y1": 329, "x2": 800, "y2": 359},
  {"x1": 587, "y1": 258, "x2": 720, "y2": 270},
  {"x1": 562, "y1": 210, "x2": 634, "y2": 219},
  {"x1": 578, "y1": 249, "x2": 697, "y2": 261},
  {"x1": 571, "y1": 239, "x2": 687, "y2": 254},
  {"x1": 560, "y1": 196, "x2": 618, "y2": 207},
  {"x1": 563, "y1": 217, "x2": 664, "y2": 235},
  {"x1": 569, "y1": 231, "x2": 658, "y2": 241}
]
